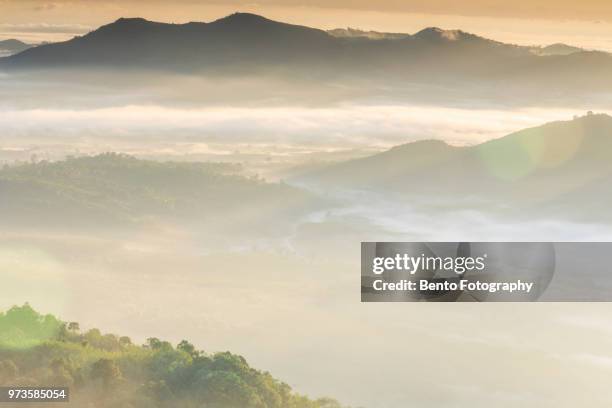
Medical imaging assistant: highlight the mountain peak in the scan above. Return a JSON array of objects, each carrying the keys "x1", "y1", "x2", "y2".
[
  {"x1": 116, "y1": 17, "x2": 148, "y2": 22},
  {"x1": 212, "y1": 12, "x2": 273, "y2": 25},
  {"x1": 84, "y1": 17, "x2": 168, "y2": 40},
  {"x1": 96, "y1": 17, "x2": 160, "y2": 32},
  {"x1": 0, "y1": 38, "x2": 32, "y2": 57},
  {"x1": 535, "y1": 43, "x2": 583, "y2": 56},
  {"x1": 0, "y1": 39, "x2": 28, "y2": 47},
  {"x1": 571, "y1": 111, "x2": 612, "y2": 125},
  {"x1": 414, "y1": 27, "x2": 472, "y2": 42},
  {"x1": 110, "y1": 17, "x2": 156, "y2": 27}
]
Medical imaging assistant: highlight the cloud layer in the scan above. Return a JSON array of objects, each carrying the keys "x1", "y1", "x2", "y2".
[{"x1": 0, "y1": 104, "x2": 591, "y2": 159}]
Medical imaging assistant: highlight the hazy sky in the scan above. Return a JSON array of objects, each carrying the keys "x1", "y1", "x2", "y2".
[
  {"x1": 4, "y1": 0, "x2": 612, "y2": 21},
  {"x1": 3, "y1": 0, "x2": 612, "y2": 51}
]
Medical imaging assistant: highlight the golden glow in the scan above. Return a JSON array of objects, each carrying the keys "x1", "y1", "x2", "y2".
[{"x1": 2, "y1": 1, "x2": 612, "y2": 51}]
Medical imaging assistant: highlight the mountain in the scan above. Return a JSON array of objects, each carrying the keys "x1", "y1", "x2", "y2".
[
  {"x1": 329, "y1": 28, "x2": 582, "y2": 55},
  {"x1": 412, "y1": 26, "x2": 482, "y2": 42},
  {"x1": 327, "y1": 27, "x2": 410, "y2": 40},
  {"x1": 532, "y1": 43, "x2": 583, "y2": 56},
  {"x1": 0, "y1": 153, "x2": 317, "y2": 230},
  {"x1": 2, "y1": 13, "x2": 612, "y2": 93},
  {"x1": 298, "y1": 113, "x2": 612, "y2": 220},
  {"x1": 0, "y1": 15, "x2": 530, "y2": 73},
  {"x1": 0, "y1": 39, "x2": 32, "y2": 57},
  {"x1": 0, "y1": 304, "x2": 347, "y2": 408},
  {"x1": 0, "y1": 13, "x2": 338, "y2": 72}
]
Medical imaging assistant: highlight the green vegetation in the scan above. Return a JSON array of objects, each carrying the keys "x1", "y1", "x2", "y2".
[
  {"x1": 0, "y1": 153, "x2": 315, "y2": 229},
  {"x1": 0, "y1": 305, "x2": 63, "y2": 349},
  {"x1": 0, "y1": 304, "x2": 346, "y2": 408}
]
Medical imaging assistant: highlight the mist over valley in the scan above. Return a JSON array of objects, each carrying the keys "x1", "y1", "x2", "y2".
[{"x1": 3, "y1": 11, "x2": 612, "y2": 408}]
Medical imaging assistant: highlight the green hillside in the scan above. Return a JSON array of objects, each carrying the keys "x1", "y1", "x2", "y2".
[
  {"x1": 0, "y1": 304, "x2": 346, "y2": 408},
  {"x1": 0, "y1": 153, "x2": 316, "y2": 229}
]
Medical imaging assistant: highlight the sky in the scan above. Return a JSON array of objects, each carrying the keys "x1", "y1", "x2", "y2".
[{"x1": 3, "y1": 0, "x2": 612, "y2": 51}]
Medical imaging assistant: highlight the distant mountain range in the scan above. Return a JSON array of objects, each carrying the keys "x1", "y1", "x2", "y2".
[
  {"x1": 327, "y1": 27, "x2": 411, "y2": 40},
  {"x1": 1, "y1": 113, "x2": 611, "y2": 224},
  {"x1": 532, "y1": 43, "x2": 583, "y2": 56},
  {"x1": 0, "y1": 39, "x2": 32, "y2": 57},
  {"x1": 298, "y1": 113, "x2": 612, "y2": 220},
  {"x1": 1, "y1": 13, "x2": 610, "y2": 93},
  {"x1": 328, "y1": 28, "x2": 584, "y2": 55}
]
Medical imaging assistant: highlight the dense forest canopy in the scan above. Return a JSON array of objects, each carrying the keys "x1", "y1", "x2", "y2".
[{"x1": 0, "y1": 304, "x2": 347, "y2": 408}]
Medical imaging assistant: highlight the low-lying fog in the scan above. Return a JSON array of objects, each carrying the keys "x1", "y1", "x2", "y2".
[
  {"x1": 2, "y1": 72, "x2": 610, "y2": 169},
  {"x1": 1, "y1": 82, "x2": 605, "y2": 178},
  {"x1": 3, "y1": 73, "x2": 612, "y2": 408},
  {"x1": 3, "y1": 212, "x2": 612, "y2": 408}
]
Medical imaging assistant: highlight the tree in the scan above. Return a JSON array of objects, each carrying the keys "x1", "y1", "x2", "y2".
[
  {"x1": 90, "y1": 359, "x2": 122, "y2": 389},
  {"x1": 68, "y1": 322, "x2": 80, "y2": 332},
  {"x1": 50, "y1": 358, "x2": 73, "y2": 386},
  {"x1": 0, "y1": 303, "x2": 62, "y2": 346},
  {"x1": 0, "y1": 305, "x2": 349, "y2": 408},
  {"x1": 197, "y1": 371, "x2": 263, "y2": 408},
  {"x1": 57, "y1": 323, "x2": 68, "y2": 342},
  {"x1": 146, "y1": 337, "x2": 171, "y2": 351},
  {"x1": 119, "y1": 336, "x2": 132, "y2": 346},
  {"x1": 177, "y1": 340, "x2": 198, "y2": 358},
  {"x1": 146, "y1": 337, "x2": 162, "y2": 350},
  {"x1": 143, "y1": 380, "x2": 173, "y2": 402}
]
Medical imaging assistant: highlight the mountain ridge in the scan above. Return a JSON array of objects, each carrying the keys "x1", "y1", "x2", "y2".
[
  {"x1": 0, "y1": 39, "x2": 32, "y2": 56},
  {"x1": 297, "y1": 113, "x2": 612, "y2": 219},
  {"x1": 0, "y1": 14, "x2": 601, "y2": 67},
  {"x1": 1, "y1": 13, "x2": 611, "y2": 96},
  {"x1": 329, "y1": 27, "x2": 583, "y2": 55},
  {"x1": 0, "y1": 13, "x2": 338, "y2": 71}
]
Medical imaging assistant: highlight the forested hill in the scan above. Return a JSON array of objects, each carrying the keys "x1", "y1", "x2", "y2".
[
  {"x1": 0, "y1": 153, "x2": 317, "y2": 229},
  {"x1": 0, "y1": 304, "x2": 347, "y2": 408}
]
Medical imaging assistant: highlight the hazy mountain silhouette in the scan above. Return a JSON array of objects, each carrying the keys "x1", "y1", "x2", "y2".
[
  {"x1": 299, "y1": 113, "x2": 612, "y2": 219},
  {"x1": 328, "y1": 27, "x2": 411, "y2": 40},
  {"x1": 0, "y1": 39, "x2": 32, "y2": 56},
  {"x1": 0, "y1": 15, "x2": 530, "y2": 70},
  {"x1": 532, "y1": 43, "x2": 583, "y2": 56},
  {"x1": 2, "y1": 12, "x2": 611, "y2": 91},
  {"x1": 0, "y1": 13, "x2": 337, "y2": 72},
  {"x1": 329, "y1": 27, "x2": 581, "y2": 56}
]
